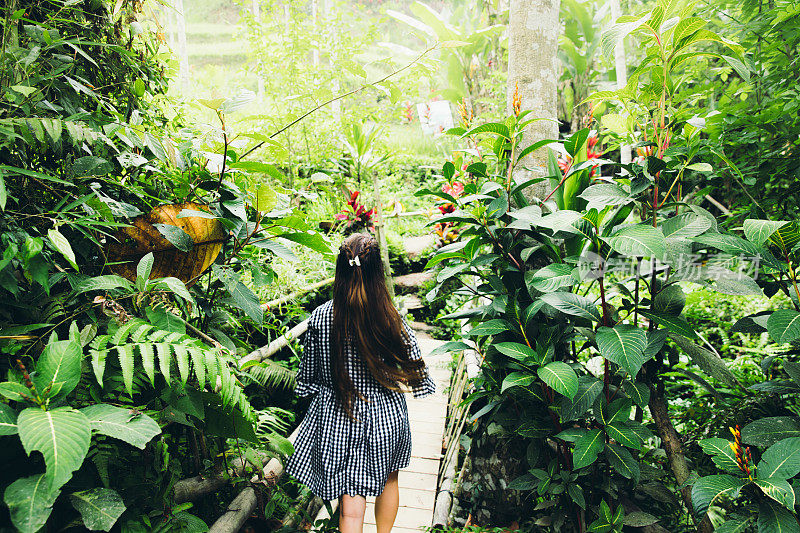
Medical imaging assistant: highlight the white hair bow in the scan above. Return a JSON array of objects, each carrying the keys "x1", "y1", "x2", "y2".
[{"x1": 348, "y1": 255, "x2": 361, "y2": 267}]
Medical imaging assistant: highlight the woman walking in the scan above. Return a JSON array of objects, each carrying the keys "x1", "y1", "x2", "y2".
[{"x1": 285, "y1": 233, "x2": 436, "y2": 533}]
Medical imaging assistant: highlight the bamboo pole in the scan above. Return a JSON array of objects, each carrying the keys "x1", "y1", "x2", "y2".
[
  {"x1": 238, "y1": 319, "x2": 309, "y2": 367},
  {"x1": 172, "y1": 454, "x2": 258, "y2": 504}
]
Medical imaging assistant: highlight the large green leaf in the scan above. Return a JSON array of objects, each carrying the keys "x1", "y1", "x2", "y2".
[
  {"x1": 691, "y1": 474, "x2": 745, "y2": 516},
  {"x1": 564, "y1": 128, "x2": 590, "y2": 157},
  {"x1": 579, "y1": 183, "x2": 632, "y2": 211},
  {"x1": 640, "y1": 311, "x2": 698, "y2": 340},
  {"x1": 428, "y1": 341, "x2": 472, "y2": 356},
  {"x1": 469, "y1": 319, "x2": 513, "y2": 336},
  {"x1": 3, "y1": 474, "x2": 59, "y2": 533},
  {"x1": 757, "y1": 500, "x2": 800, "y2": 533},
  {"x1": 18, "y1": 407, "x2": 91, "y2": 491},
  {"x1": 668, "y1": 333, "x2": 739, "y2": 387},
  {"x1": 607, "y1": 422, "x2": 642, "y2": 450},
  {"x1": 692, "y1": 233, "x2": 783, "y2": 271},
  {"x1": 0, "y1": 403, "x2": 18, "y2": 435},
  {"x1": 699, "y1": 438, "x2": 741, "y2": 474},
  {"x1": 71, "y1": 275, "x2": 134, "y2": 295},
  {"x1": 596, "y1": 325, "x2": 649, "y2": 377},
  {"x1": 742, "y1": 219, "x2": 788, "y2": 246},
  {"x1": 573, "y1": 428, "x2": 604, "y2": 469},
  {"x1": 501, "y1": 371, "x2": 537, "y2": 393},
  {"x1": 213, "y1": 265, "x2": 263, "y2": 325},
  {"x1": 784, "y1": 361, "x2": 800, "y2": 387},
  {"x1": 604, "y1": 225, "x2": 666, "y2": 259},
  {"x1": 755, "y1": 477, "x2": 796, "y2": 510},
  {"x1": 601, "y1": 10, "x2": 652, "y2": 58},
  {"x1": 495, "y1": 342, "x2": 539, "y2": 363},
  {"x1": 643, "y1": 329, "x2": 668, "y2": 359},
  {"x1": 34, "y1": 339, "x2": 82, "y2": 398},
  {"x1": 526, "y1": 264, "x2": 575, "y2": 293},
  {"x1": 47, "y1": 228, "x2": 79, "y2": 271},
  {"x1": 767, "y1": 310, "x2": 800, "y2": 344},
  {"x1": 605, "y1": 442, "x2": 640, "y2": 482},
  {"x1": 70, "y1": 488, "x2": 126, "y2": 531},
  {"x1": 653, "y1": 284, "x2": 685, "y2": 316},
  {"x1": 0, "y1": 382, "x2": 33, "y2": 402},
  {"x1": 742, "y1": 417, "x2": 800, "y2": 448},
  {"x1": 540, "y1": 292, "x2": 601, "y2": 321},
  {"x1": 277, "y1": 231, "x2": 333, "y2": 258},
  {"x1": 152, "y1": 223, "x2": 193, "y2": 252},
  {"x1": 659, "y1": 212, "x2": 712, "y2": 239},
  {"x1": 715, "y1": 516, "x2": 752, "y2": 533},
  {"x1": 561, "y1": 376, "x2": 603, "y2": 422},
  {"x1": 537, "y1": 361, "x2": 579, "y2": 399},
  {"x1": 758, "y1": 437, "x2": 800, "y2": 480},
  {"x1": 461, "y1": 122, "x2": 510, "y2": 139},
  {"x1": 623, "y1": 380, "x2": 650, "y2": 408},
  {"x1": 80, "y1": 404, "x2": 161, "y2": 450},
  {"x1": 600, "y1": 397, "x2": 633, "y2": 426},
  {"x1": 769, "y1": 222, "x2": 800, "y2": 255}
]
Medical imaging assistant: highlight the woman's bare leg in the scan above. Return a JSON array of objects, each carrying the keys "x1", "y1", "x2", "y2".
[
  {"x1": 339, "y1": 494, "x2": 367, "y2": 533},
  {"x1": 374, "y1": 470, "x2": 399, "y2": 533}
]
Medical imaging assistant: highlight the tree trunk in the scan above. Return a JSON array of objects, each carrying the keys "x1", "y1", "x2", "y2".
[
  {"x1": 649, "y1": 383, "x2": 713, "y2": 533},
  {"x1": 507, "y1": 0, "x2": 561, "y2": 201}
]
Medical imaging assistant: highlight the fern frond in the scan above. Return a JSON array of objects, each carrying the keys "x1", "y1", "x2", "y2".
[
  {"x1": 242, "y1": 359, "x2": 297, "y2": 391},
  {"x1": 89, "y1": 320, "x2": 256, "y2": 421},
  {"x1": 255, "y1": 407, "x2": 294, "y2": 439}
]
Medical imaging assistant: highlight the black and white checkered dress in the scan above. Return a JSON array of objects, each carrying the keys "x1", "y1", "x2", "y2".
[{"x1": 285, "y1": 300, "x2": 436, "y2": 500}]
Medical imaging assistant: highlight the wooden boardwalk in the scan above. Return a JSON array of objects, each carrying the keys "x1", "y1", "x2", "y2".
[{"x1": 363, "y1": 327, "x2": 449, "y2": 532}]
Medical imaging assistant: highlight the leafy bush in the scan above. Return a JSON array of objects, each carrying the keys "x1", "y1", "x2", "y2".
[{"x1": 421, "y1": 2, "x2": 799, "y2": 530}]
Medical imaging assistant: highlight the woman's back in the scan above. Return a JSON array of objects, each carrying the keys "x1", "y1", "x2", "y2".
[
  {"x1": 285, "y1": 233, "x2": 435, "y2": 515},
  {"x1": 296, "y1": 300, "x2": 435, "y2": 402}
]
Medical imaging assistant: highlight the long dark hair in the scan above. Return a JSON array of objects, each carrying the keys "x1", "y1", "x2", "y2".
[{"x1": 331, "y1": 233, "x2": 427, "y2": 418}]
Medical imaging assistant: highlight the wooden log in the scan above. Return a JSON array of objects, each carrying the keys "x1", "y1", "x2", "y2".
[
  {"x1": 238, "y1": 319, "x2": 309, "y2": 367},
  {"x1": 207, "y1": 428, "x2": 300, "y2": 533},
  {"x1": 208, "y1": 486, "x2": 257, "y2": 533},
  {"x1": 173, "y1": 454, "x2": 252, "y2": 504}
]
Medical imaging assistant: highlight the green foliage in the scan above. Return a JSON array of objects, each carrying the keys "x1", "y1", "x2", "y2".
[
  {"x1": 387, "y1": 1, "x2": 504, "y2": 105},
  {"x1": 0, "y1": 0, "x2": 330, "y2": 529},
  {"x1": 418, "y1": 2, "x2": 800, "y2": 529}
]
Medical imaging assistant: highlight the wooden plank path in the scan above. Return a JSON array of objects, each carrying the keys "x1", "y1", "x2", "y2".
[{"x1": 362, "y1": 327, "x2": 449, "y2": 533}]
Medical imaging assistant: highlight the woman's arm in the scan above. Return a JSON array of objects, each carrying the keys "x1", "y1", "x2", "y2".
[
  {"x1": 295, "y1": 322, "x2": 321, "y2": 397},
  {"x1": 402, "y1": 318, "x2": 436, "y2": 398}
]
